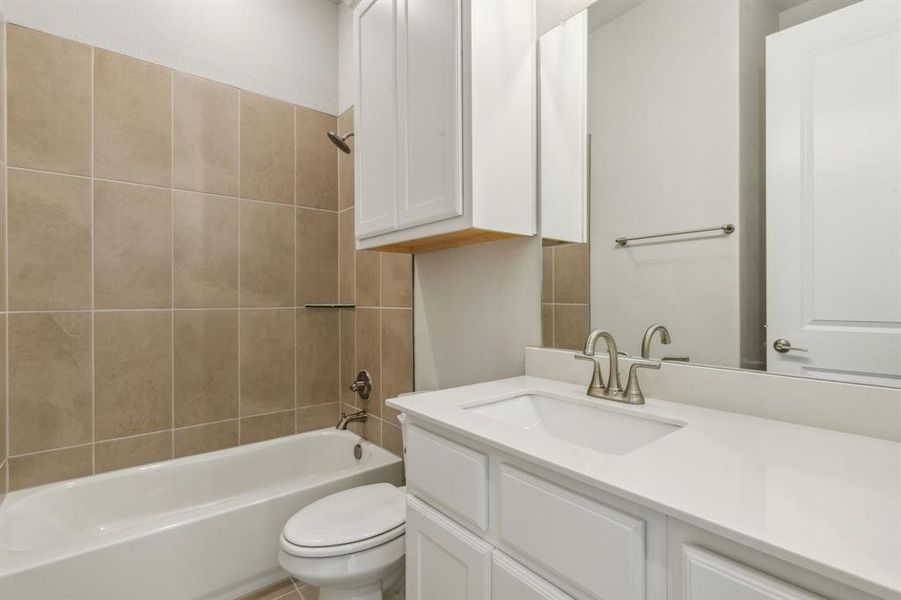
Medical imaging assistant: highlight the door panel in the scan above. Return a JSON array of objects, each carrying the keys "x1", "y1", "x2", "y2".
[
  {"x1": 396, "y1": 0, "x2": 463, "y2": 228},
  {"x1": 406, "y1": 495, "x2": 492, "y2": 600},
  {"x1": 683, "y1": 545, "x2": 824, "y2": 600},
  {"x1": 356, "y1": 0, "x2": 398, "y2": 238},
  {"x1": 766, "y1": 0, "x2": 901, "y2": 385}
]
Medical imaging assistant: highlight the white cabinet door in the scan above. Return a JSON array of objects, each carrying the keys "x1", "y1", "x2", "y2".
[
  {"x1": 492, "y1": 552, "x2": 573, "y2": 600},
  {"x1": 683, "y1": 546, "x2": 824, "y2": 600},
  {"x1": 407, "y1": 495, "x2": 492, "y2": 600},
  {"x1": 396, "y1": 0, "x2": 463, "y2": 229},
  {"x1": 355, "y1": 0, "x2": 399, "y2": 239},
  {"x1": 766, "y1": 0, "x2": 901, "y2": 385}
]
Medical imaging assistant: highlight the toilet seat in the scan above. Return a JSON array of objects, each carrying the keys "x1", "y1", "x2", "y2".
[{"x1": 281, "y1": 483, "x2": 406, "y2": 559}]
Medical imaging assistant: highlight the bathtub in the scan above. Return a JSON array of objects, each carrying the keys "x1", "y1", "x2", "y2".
[{"x1": 0, "y1": 429, "x2": 403, "y2": 600}]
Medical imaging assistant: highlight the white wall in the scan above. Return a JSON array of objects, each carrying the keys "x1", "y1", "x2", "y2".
[
  {"x1": 414, "y1": 238, "x2": 542, "y2": 390},
  {"x1": 778, "y1": 0, "x2": 860, "y2": 29},
  {"x1": 337, "y1": 2, "x2": 354, "y2": 115},
  {"x1": 588, "y1": 0, "x2": 744, "y2": 367},
  {"x1": 0, "y1": 0, "x2": 340, "y2": 115}
]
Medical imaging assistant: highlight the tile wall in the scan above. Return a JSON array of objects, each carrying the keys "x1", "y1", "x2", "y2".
[
  {"x1": 1, "y1": 24, "x2": 412, "y2": 492},
  {"x1": 542, "y1": 241, "x2": 590, "y2": 350}
]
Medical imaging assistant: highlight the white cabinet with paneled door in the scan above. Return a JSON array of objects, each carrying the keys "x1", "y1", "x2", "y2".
[
  {"x1": 354, "y1": 0, "x2": 536, "y2": 253},
  {"x1": 406, "y1": 495, "x2": 492, "y2": 600},
  {"x1": 682, "y1": 546, "x2": 824, "y2": 600}
]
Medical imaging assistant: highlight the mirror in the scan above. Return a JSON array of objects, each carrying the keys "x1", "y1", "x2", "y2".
[{"x1": 538, "y1": 0, "x2": 901, "y2": 387}]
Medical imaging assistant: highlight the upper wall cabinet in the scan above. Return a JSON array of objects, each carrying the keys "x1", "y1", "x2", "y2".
[{"x1": 354, "y1": 0, "x2": 536, "y2": 253}]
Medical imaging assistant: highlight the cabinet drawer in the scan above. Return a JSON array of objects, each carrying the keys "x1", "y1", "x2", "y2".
[
  {"x1": 405, "y1": 426, "x2": 488, "y2": 531},
  {"x1": 682, "y1": 545, "x2": 825, "y2": 600},
  {"x1": 493, "y1": 551, "x2": 574, "y2": 600},
  {"x1": 497, "y1": 465, "x2": 646, "y2": 599}
]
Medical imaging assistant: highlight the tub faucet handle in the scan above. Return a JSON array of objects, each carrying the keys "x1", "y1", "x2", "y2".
[{"x1": 349, "y1": 370, "x2": 372, "y2": 401}]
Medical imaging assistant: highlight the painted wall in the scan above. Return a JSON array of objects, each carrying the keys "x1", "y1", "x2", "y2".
[
  {"x1": 0, "y1": 0, "x2": 340, "y2": 115},
  {"x1": 338, "y1": 3, "x2": 354, "y2": 115},
  {"x1": 778, "y1": 0, "x2": 860, "y2": 29}
]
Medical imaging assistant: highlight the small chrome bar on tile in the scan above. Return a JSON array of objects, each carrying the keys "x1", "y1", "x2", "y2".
[{"x1": 615, "y1": 223, "x2": 735, "y2": 246}]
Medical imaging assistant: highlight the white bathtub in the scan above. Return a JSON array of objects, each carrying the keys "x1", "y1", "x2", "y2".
[{"x1": 0, "y1": 429, "x2": 403, "y2": 600}]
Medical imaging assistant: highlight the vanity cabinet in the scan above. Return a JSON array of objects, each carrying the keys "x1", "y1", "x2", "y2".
[
  {"x1": 353, "y1": 0, "x2": 536, "y2": 253},
  {"x1": 403, "y1": 422, "x2": 889, "y2": 600}
]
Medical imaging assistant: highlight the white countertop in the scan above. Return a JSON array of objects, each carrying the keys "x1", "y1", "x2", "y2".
[{"x1": 388, "y1": 376, "x2": 901, "y2": 599}]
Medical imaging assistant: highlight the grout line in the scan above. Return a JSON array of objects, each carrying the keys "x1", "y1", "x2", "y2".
[
  {"x1": 237, "y1": 90, "x2": 242, "y2": 444},
  {"x1": 293, "y1": 105, "x2": 298, "y2": 433},
  {"x1": 170, "y1": 68, "x2": 175, "y2": 459},
  {"x1": 89, "y1": 44, "x2": 96, "y2": 476},
  {"x1": 3, "y1": 17, "x2": 9, "y2": 494}
]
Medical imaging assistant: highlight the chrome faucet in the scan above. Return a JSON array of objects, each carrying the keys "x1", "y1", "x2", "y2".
[
  {"x1": 575, "y1": 329, "x2": 659, "y2": 404},
  {"x1": 641, "y1": 323, "x2": 689, "y2": 362},
  {"x1": 336, "y1": 409, "x2": 368, "y2": 430}
]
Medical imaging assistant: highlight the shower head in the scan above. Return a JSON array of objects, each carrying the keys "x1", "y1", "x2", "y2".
[{"x1": 327, "y1": 130, "x2": 354, "y2": 154}]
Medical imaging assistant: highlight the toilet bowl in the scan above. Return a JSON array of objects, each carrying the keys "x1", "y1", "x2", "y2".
[{"x1": 279, "y1": 483, "x2": 406, "y2": 600}]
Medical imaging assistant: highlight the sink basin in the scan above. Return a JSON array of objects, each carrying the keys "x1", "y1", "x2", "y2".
[{"x1": 464, "y1": 393, "x2": 681, "y2": 455}]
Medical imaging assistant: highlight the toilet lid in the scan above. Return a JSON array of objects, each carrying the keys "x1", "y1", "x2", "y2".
[{"x1": 283, "y1": 483, "x2": 405, "y2": 548}]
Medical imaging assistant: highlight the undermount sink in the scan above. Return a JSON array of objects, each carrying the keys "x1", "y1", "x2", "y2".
[{"x1": 464, "y1": 393, "x2": 682, "y2": 455}]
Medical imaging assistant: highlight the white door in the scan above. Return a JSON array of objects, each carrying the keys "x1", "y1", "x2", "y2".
[
  {"x1": 396, "y1": 0, "x2": 463, "y2": 229},
  {"x1": 766, "y1": 0, "x2": 901, "y2": 386},
  {"x1": 355, "y1": 0, "x2": 399, "y2": 239},
  {"x1": 682, "y1": 546, "x2": 823, "y2": 600},
  {"x1": 406, "y1": 495, "x2": 492, "y2": 600}
]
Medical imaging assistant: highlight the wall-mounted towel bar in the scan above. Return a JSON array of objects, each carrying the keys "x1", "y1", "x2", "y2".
[
  {"x1": 615, "y1": 223, "x2": 735, "y2": 246},
  {"x1": 304, "y1": 304, "x2": 356, "y2": 309}
]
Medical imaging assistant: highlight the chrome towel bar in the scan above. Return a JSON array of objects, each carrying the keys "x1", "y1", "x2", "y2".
[{"x1": 615, "y1": 223, "x2": 735, "y2": 246}]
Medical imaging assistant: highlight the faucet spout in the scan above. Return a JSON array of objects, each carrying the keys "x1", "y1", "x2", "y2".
[
  {"x1": 641, "y1": 324, "x2": 671, "y2": 359},
  {"x1": 583, "y1": 329, "x2": 622, "y2": 395},
  {"x1": 336, "y1": 410, "x2": 368, "y2": 430}
]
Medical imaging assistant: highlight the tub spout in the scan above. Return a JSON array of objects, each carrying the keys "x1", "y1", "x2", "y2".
[{"x1": 336, "y1": 410, "x2": 368, "y2": 430}]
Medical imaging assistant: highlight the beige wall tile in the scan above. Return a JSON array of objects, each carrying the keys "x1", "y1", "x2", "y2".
[
  {"x1": 297, "y1": 403, "x2": 339, "y2": 433},
  {"x1": 554, "y1": 242, "x2": 589, "y2": 304},
  {"x1": 8, "y1": 169, "x2": 92, "y2": 310},
  {"x1": 94, "y1": 50, "x2": 172, "y2": 186},
  {"x1": 297, "y1": 208, "x2": 338, "y2": 304},
  {"x1": 355, "y1": 251, "x2": 380, "y2": 307},
  {"x1": 9, "y1": 313, "x2": 92, "y2": 455},
  {"x1": 0, "y1": 316, "x2": 5, "y2": 465},
  {"x1": 347, "y1": 416, "x2": 380, "y2": 446},
  {"x1": 240, "y1": 91, "x2": 294, "y2": 204},
  {"x1": 174, "y1": 420, "x2": 238, "y2": 458},
  {"x1": 174, "y1": 310, "x2": 239, "y2": 427},
  {"x1": 542, "y1": 246, "x2": 554, "y2": 303},
  {"x1": 297, "y1": 309, "x2": 338, "y2": 407},
  {"x1": 173, "y1": 191, "x2": 238, "y2": 308},
  {"x1": 173, "y1": 72, "x2": 238, "y2": 196},
  {"x1": 95, "y1": 431, "x2": 172, "y2": 474},
  {"x1": 0, "y1": 462, "x2": 7, "y2": 498},
  {"x1": 0, "y1": 168, "x2": 5, "y2": 312},
  {"x1": 542, "y1": 304, "x2": 554, "y2": 348},
  {"x1": 380, "y1": 253, "x2": 412, "y2": 307},
  {"x1": 94, "y1": 311, "x2": 173, "y2": 440},
  {"x1": 8, "y1": 445, "x2": 93, "y2": 491},
  {"x1": 241, "y1": 309, "x2": 295, "y2": 416},
  {"x1": 239, "y1": 200, "x2": 294, "y2": 307},
  {"x1": 381, "y1": 309, "x2": 412, "y2": 425},
  {"x1": 94, "y1": 181, "x2": 172, "y2": 309},
  {"x1": 338, "y1": 208, "x2": 355, "y2": 303},
  {"x1": 553, "y1": 304, "x2": 589, "y2": 351},
  {"x1": 338, "y1": 108, "x2": 354, "y2": 211},
  {"x1": 6, "y1": 25, "x2": 92, "y2": 175},
  {"x1": 382, "y1": 422, "x2": 403, "y2": 457},
  {"x1": 240, "y1": 410, "x2": 295, "y2": 445},
  {"x1": 339, "y1": 308, "x2": 355, "y2": 407},
  {"x1": 296, "y1": 107, "x2": 338, "y2": 210},
  {"x1": 355, "y1": 308, "x2": 381, "y2": 416}
]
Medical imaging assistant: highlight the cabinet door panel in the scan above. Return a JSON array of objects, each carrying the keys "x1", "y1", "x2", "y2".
[
  {"x1": 492, "y1": 551, "x2": 574, "y2": 600},
  {"x1": 396, "y1": 0, "x2": 463, "y2": 228},
  {"x1": 356, "y1": 0, "x2": 398, "y2": 238},
  {"x1": 407, "y1": 495, "x2": 492, "y2": 600},
  {"x1": 683, "y1": 545, "x2": 825, "y2": 600}
]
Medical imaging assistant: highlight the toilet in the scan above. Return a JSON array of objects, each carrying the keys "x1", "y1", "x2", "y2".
[{"x1": 278, "y1": 483, "x2": 406, "y2": 600}]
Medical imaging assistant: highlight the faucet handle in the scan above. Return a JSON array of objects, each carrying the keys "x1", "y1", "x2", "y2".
[
  {"x1": 622, "y1": 359, "x2": 660, "y2": 405},
  {"x1": 574, "y1": 353, "x2": 605, "y2": 396}
]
